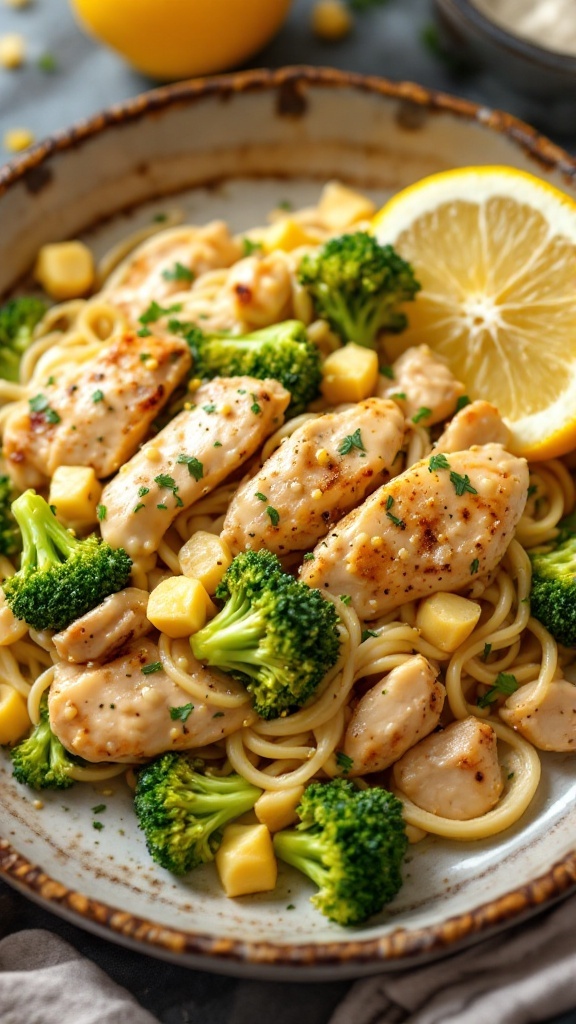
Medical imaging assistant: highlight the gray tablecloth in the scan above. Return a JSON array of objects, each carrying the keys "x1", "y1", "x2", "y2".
[{"x1": 0, "y1": 2, "x2": 575, "y2": 1022}]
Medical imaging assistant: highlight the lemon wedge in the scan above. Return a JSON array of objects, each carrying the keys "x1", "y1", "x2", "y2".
[{"x1": 372, "y1": 166, "x2": 576, "y2": 460}]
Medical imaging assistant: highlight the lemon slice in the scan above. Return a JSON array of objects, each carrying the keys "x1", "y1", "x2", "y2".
[{"x1": 372, "y1": 166, "x2": 576, "y2": 460}]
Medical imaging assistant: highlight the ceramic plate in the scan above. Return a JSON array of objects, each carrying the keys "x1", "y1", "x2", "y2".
[{"x1": 1, "y1": 68, "x2": 575, "y2": 979}]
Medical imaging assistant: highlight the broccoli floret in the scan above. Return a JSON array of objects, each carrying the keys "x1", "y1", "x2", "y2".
[
  {"x1": 273, "y1": 779, "x2": 407, "y2": 926},
  {"x1": 11, "y1": 694, "x2": 77, "y2": 790},
  {"x1": 171, "y1": 319, "x2": 322, "y2": 416},
  {"x1": 2, "y1": 490, "x2": 132, "y2": 631},
  {"x1": 529, "y1": 527, "x2": 576, "y2": 647},
  {"x1": 0, "y1": 297, "x2": 47, "y2": 382},
  {"x1": 297, "y1": 232, "x2": 420, "y2": 348},
  {"x1": 0, "y1": 475, "x2": 21, "y2": 558},
  {"x1": 134, "y1": 752, "x2": 262, "y2": 875},
  {"x1": 190, "y1": 550, "x2": 341, "y2": 720}
]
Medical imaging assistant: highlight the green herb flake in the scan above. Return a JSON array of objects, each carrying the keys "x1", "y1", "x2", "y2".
[
  {"x1": 139, "y1": 352, "x2": 151, "y2": 363},
  {"x1": 214, "y1": 441, "x2": 222, "y2": 447},
  {"x1": 154, "y1": 473, "x2": 176, "y2": 489},
  {"x1": 255, "y1": 492, "x2": 268, "y2": 502},
  {"x1": 133, "y1": 503, "x2": 145, "y2": 514},
  {"x1": 338, "y1": 428, "x2": 366, "y2": 456},
  {"x1": 29, "y1": 394, "x2": 49, "y2": 413},
  {"x1": 203, "y1": 403, "x2": 217, "y2": 414},
  {"x1": 386, "y1": 510, "x2": 406, "y2": 529},
  {"x1": 242, "y1": 238, "x2": 263, "y2": 256},
  {"x1": 92, "y1": 821, "x2": 104, "y2": 831},
  {"x1": 391, "y1": 392, "x2": 407, "y2": 400},
  {"x1": 138, "y1": 486, "x2": 150, "y2": 497},
  {"x1": 46, "y1": 375, "x2": 56, "y2": 386},
  {"x1": 176, "y1": 454, "x2": 204, "y2": 481},
  {"x1": 266, "y1": 506, "x2": 280, "y2": 527},
  {"x1": 477, "y1": 672, "x2": 519, "y2": 709},
  {"x1": 386, "y1": 495, "x2": 394, "y2": 510},
  {"x1": 162, "y1": 261, "x2": 194, "y2": 283},
  {"x1": 361, "y1": 629, "x2": 378, "y2": 642},
  {"x1": 142, "y1": 661, "x2": 163, "y2": 675},
  {"x1": 91, "y1": 804, "x2": 106, "y2": 814},
  {"x1": 157, "y1": 503, "x2": 168, "y2": 511},
  {"x1": 470, "y1": 558, "x2": 480, "y2": 575},
  {"x1": 96, "y1": 504, "x2": 107, "y2": 522},
  {"x1": 250, "y1": 394, "x2": 262, "y2": 415},
  {"x1": 339, "y1": 594, "x2": 352, "y2": 606},
  {"x1": 303, "y1": 552, "x2": 315, "y2": 562},
  {"x1": 170, "y1": 703, "x2": 194, "y2": 722},
  {"x1": 139, "y1": 300, "x2": 182, "y2": 326},
  {"x1": 450, "y1": 471, "x2": 478, "y2": 497},
  {"x1": 153, "y1": 212, "x2": 168, "y2": 223},
  {"x1": 92, "y1": 389, "x2": 104, "y2": 403},
  {"x1": 137, "y1": 327, "x2": 152, "y2": 338},
  {"x1": 335, "y1": 751, "x2": 354, "y2": 775},
  {"x1": 428, "y1": 453, "x2": 451, "y2": 473},
  {"x1": 286, "y1": 904, "x2": 296, "y2": 910},
  {"x1": 277, "y1": 200, "x2": 293, "y2": 211},
  {"x1": 45, "y1": 408, "x2": 61, "y2": 424},
  {"x1": 38, "y1": 53, "x2": 58, "y2": 73},
  {"x1": 212, "y1": 711, "x2": 225, "y2": 719},
  {"x1": 527, "y1": 484, "x2": 538, "y2": 498},
  {"x1": 456, "y1": 394, "x2": 471, "y2": 412},
  {"x1": 379, "y1": 365, "x2": 394, "y2": 379},
  {"x1": 412, "y1": 406, "x2": 432, "y2": 424},
  {"x1": 482, "y1": 643, "x2": 492, "y2": 662}
]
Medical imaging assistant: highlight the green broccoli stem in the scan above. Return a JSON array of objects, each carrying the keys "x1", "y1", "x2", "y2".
[
  {"x1": 273, "y1": 829, "x2": 328, "y2": 890},
  {"x1": 12, "y1": 490, "x2": 77, "y2": 572},
  {"x1": 191, "y1": 595, "x2": 268, "y2": 658}
]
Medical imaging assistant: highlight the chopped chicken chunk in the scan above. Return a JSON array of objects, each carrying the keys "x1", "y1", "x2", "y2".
[
  {"x1": 52, "y1": 588, "x2": 151, "y2": 665},
  {"x1": 49, "y1": 638, "x2": 252, "y2": 762},
  {"x1": 100, "y1": 376, "x2": 290, "y2": 558},
  {"x1": 2, "y1": 331, "x2": 190, "y2": 489},
  {"x1": 500, "y1": 678, "x2": 576, "y2": 752},
  {"x1": 300, "y1": 444, "x2": 528, "y2": 619},
  {"x1": 392, "y1": 717, "x2": 504, "y2": 819},
  {"x1": 378, "y1": 344, "x2": 465, "y2": 426},
  {"x1": 436, "y1": 400, "x2": 511, "y2": 452},
  {"x1": 221, "y1": 398, "x2": 404, "y2": 556},
  {"x1": 226, "y1": 252, "x2": 292, "y2": 328},
  {"x1": 343, "y1": 655, "x2": 444, "y2": 775}
]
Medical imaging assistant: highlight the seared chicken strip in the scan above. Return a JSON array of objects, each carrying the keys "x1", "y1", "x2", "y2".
[
  {"x1": 300, "y1": 444, "x2": 528, "y2": 619},
  {"x1": 378, "y1": 345, "x2": 465, "y2": 426},
  {"x1": 49, "y1": 638, "x2": 252, "y2": 762},
  {"x1": 52, "y1": 588, "x2": 150, "y2": 665},
  {"x1": 342, "y1": 655, "x2": 444, "y2": 775},
  {"x1": 436, "y1": 400, "x2": 511, "y2": 452},
  {"x1": 500, "y1": 678, "x2": 576, "y2": 752},
  {"x1": 3, "y1": 331, "x2": 191, "y2": 489},
  {"x1": 100, "y1": 376, "x2": 290, "y2": 558},
  {"x1": 221, "y1": 398, "x2": 404, "y2": 556},
  {"x1": 392, "y1": 717, "x2": 504, "y2": 820}
]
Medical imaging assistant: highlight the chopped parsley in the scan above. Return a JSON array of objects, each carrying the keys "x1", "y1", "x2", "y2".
[
  {"x1": 361, "y1": 629, "x2": 378, "y2": 642},
  {"x1": 456, "y1": 394, "x2": 471, "y2": 412},
  {"x1": 250, "y1": 394, "x2": 262, "y2": 415},
  {"x1": 92, "y1": 821, "x2": 104, "y2": 831},
  {"x1": 133, "y1": 503, "x2": 145, "y2": 514},
  {"x1": 482, "y1": 643, "x2": 492, "y2": 661},
  {"x1": 477, "y1": 672, "x2": 519, "y2": 709},
  {"x1": 139, "y1": 352, "x2": 151, "y2": 363},
  {"x1": 386, "y1": 495, "x2": 394, "y2": 510},
  {"x1": 91, "y1": 804, "x2": 106, "y2": 814},
  {"x1": 141, "y1": 661, "x2": 163, "y2": 675},
  {"x1": 450, "y1": 471, "x2": 478, "y2": 497},
  {"x1": 338, "y1": 428, "x2": 366, "y2": 456},
  {"x1": 470, "y1": 558, "x2": 480, "y2": 575},
  {"x1": 340, "y1": 594, "x2": 352, "y2": 606},
  {"x1": 138, "y1": 486, "x2": 150, "y2": 497},
  {"x1": 38, "y1": 53, "x2": 58, "y2": 73},
  {"x1": 169, "y1": 703, "x2": 194, "y2": 722},
  {"x1": 96, "y1": 504, "x2": 107, "y2": 521},
  {"x1": 176, "y1": 454, "x2": 204, "y2": 480},
  {"x1": 390, "y1": 391, "x2": 407, "y2": 400},
  {"x1": 412, "y1": 406, "x2": 432, "y2": 424},
  {"x1": 92, "y1": 389, "x2": 104, "y2": 403},
  {"x1": 266, "y1": 506, "x2": 280, "y2": 527},
  {"x1": 386, "y1": 510, "x2": 406, "y2": 529},
  {"x1": 303, "y1": 552, "x2": 315, "y2": 562},
  {"x1": 379, "y1": 365, "x2": 394, "y2": 379},
  {"x1": 212, "y1": 711, "x2": 225, "y2": 719},
  {"x1": 157, "y1": 503, "x2": 167, "y2": 511},
  {"x1": 139, "y1": 300, "x2": 182, "y2": 326},
  {"x1": 203, "y1": 403, "x2": 217, "y2": 414},
  {"x1": 335, "y1": 751, "x2": 354, "y2": 775},
  {"x1": 214, "y1": 441, "x2": 222, "y2": 447},
  {"x1": 255, "y1": 492, "x2": 268, "y2": 502},
  {"x1": 242, "y1": 238, "x2": 263, "y2": 256},
  {"x1": 29, "y1": 394, "x2": 60, "y2": 424},
  {"x1": 162, "y1": 261, "x2": 194, "y2": 283},
  {"x1": 154, "y1": 473, "x2": 177, "y2": 490},
  {"x1": 428, "y1": 453, "x2": 450, "y2": 472}
]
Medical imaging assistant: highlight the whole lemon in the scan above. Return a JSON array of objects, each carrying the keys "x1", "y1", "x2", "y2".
[{"x1": 70, "y1": 0, "x2": 293, "y2": 81}]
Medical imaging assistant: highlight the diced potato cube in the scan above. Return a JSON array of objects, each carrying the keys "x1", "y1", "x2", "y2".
[
  {"x1": 254, "y1": 785, "x2": 304, "y2": 833},
  {"x1": 215, "y1": 823, "x2": 277, "y2": 897},
  {"x1": 0, "y1": 590, "x2": 28, "y2": 646},
  {"x1": 49, "y1": 465, "x2": 102, "y2": 528},
  {"x1": 321, "y1": 342, "x2": 379, "y2": 404},
  {"x1": 178, "y1": 531, "x2": 232, "y2": 595},
  {"x1": 0, "y1": 684, "x2": 31, "y2": 745},
  {"x1": 416, "y1": 592, "x2": 482, "y2": 653},
  {"x1": 34, "y1": 241, "x2": 95, "y2": 300},
  {"x1": 147, "y1": 575, "x2": 212, "y2": 638},
  {"x1": 318, "y1": 181, "x2": 376, "y2": 231},
  {"x1": 262, "y1": 218, "x2": 319, "y2": 254},
  {"x1": 312, "y1": 0, "x2": 352, "y2": 41}
]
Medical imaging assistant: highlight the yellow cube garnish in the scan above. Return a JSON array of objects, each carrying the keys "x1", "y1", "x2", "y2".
[
  {"x1": 215, "y1": 823, "x2": 277, "y2": 897},
  {"x1": 147, "y1": 575, "x2": 212, "y2": 639},
  {"x1": 0, "y1": 684, "x2": 31, "y2": 746},
  {"x1": 178, "y1": 531, "x2": 232, "y2": 595},
  {"x1": 34, "y1": 240, "x2": 95, "y2": 300},
  {"x1": 254, "y1": 785, "x2": 304, "y2": 833},
  {"x1": 49, "y1": 465, "x2": 102, "y2": 528},
  {"x1": 262, "y1": 218, "x2": 319, "y2": 254},
  {"x1": 416, "y1": 592, "x2": 482, "y2": 653},
  {"x1": 318, "y1": 181, "x2": 376, "y2": 231},
  {"x1": 321, "y1": 342, "x2": 379, "y2": 404}
]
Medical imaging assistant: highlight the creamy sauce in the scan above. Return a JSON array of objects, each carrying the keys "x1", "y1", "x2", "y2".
[{"x1": 472, "y1": 0, "x2": 576, "y2": 56}]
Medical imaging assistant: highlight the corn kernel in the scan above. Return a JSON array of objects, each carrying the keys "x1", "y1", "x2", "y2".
[
  {"x1": 0, "y1": 33, "x2": 25, "y2": 69},
  {"x1": 220, "y1": 403, "x2": 232, "y2": 416},
  {"x1": 0, "y1": 683, "x2": 31, "y2": 745},
  {"x1": 4, "y1": 126, "x2": 34, "y2": 152},
  {"x1": 188, "y1": 378, "x2": 202, "y2": 392},
  {"x1": 318, "y1": 181, "x2": 376, "y2": 230},
  {"x1": 178, "y1": 531, "x2": 232, "y2": 594},
  {"x1": 49, "y1": 465, "x2": 102, "y2": 528},
  {"x1": 416, "y1": 592, "x2": 482, "y2": 653},
  {"x1": 315, "y1": 447, "x2": 331, "y2": 466},
  {"x1": 144, "y1": 446, "x2": 162, "y2": 462},
  {"x1": 321, "y1": 342, "x2": 379, "y2": 404},
  {"x1": 147, "y1": 575, "x2": 212, "y2": 638},
  {"x1": 311, "y1": 0, "x2": 352, "y2": 41},
  {"x1": 311, "y1": 488, "x2": 323, "y2": 500},
  {"x1": 215, "y1": 823, "x2": 277, "y2": 897},
  {"x1": 144, "y1": 357, "x2": 158, "y2": 371},
  {"x1": 254, "y1": 786, "x2": 304, "y2": 833},
  {"x1": 34, "y1": 240, "x2": 95, "y2": 300}
]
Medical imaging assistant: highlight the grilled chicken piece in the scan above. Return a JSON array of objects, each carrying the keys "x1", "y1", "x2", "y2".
[
  {"x1": 103, "y1": 221, "x2": 241, "y2": 322},
  {"x1": 49, "y1": 638, "x2": 252, "y2": 762},
  {"x1": 500, "y1": 678, "x2": 576, "y2": 752},
  {"x1": 436, "y1": 400, "x2": 511, "y2": 452},
  {"x1": 378, "y1": 345, "x2": 465, "y2": 426},
  {"x1": 226, "y1": 252, "x2": 292, "y2": 328},
  {"x1": 392, "y1": 716, "x2": 504, "y2": 820},
  {"x1": 342, "y1": 655, "x2": 444, "y2": 775},
  {"x1": 2, "y1": 331, "x2": 191, "y2": 490},
  {"x1": 52, "y1": 588, "x2": 151, "y2": 665},
  {"x1": 100, "y1": 376, "x2": 290, "y2": 559},
  {"x1": 221, "y1": 398, "x2": 404, "y2": 556},
  {"x1": 300, "y1": 444, "x2": 528, "y2": 620}
]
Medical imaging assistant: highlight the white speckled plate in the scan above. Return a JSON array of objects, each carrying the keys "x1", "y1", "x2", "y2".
[{"x1": 1, "y1": 68, "x2": 575, "y2": 979}]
